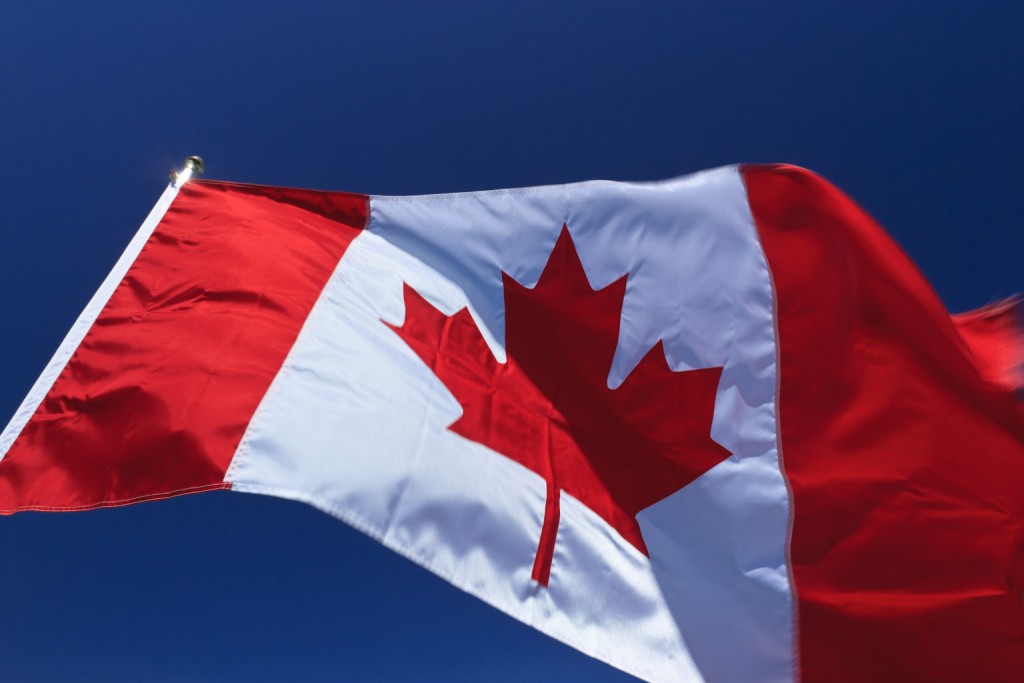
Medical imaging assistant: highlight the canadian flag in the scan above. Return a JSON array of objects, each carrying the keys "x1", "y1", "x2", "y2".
[{"x1": 1, "y1": 165, "x2": 1021, "y2": 683}]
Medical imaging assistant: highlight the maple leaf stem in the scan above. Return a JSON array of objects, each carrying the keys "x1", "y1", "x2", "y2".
[{"x1": 531, "y1": 482, "x2": 560, "y2": 586}]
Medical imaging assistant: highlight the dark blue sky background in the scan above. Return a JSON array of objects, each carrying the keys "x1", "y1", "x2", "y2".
[{"x1": 1, "y1": 2, "x2": 1020, "y2": 681}]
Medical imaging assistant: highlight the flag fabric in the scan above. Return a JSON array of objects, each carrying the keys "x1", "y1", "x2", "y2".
[{"x1": 1, "y1": 165, "x2": 1021, "y2": 682}]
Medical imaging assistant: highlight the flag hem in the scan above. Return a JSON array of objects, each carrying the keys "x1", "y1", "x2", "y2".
[{"x1": 0, "y1": 482, "x2": 231, "y2": 515}]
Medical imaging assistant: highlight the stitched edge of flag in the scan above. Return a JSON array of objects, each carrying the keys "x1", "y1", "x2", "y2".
[{"x1": 0, "y1": 483, "x2": 231, "y2": 514}]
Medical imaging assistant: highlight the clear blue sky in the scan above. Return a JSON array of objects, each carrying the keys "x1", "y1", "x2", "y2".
[{"x1": 0, "y1": 2, "x2": 1020, "y2": 681}]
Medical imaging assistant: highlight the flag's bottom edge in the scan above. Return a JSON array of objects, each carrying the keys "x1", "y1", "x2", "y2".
[
  {"x1": 228, "y1": 481, "x2": 686, "y2": 683},
  {"x1": 0, "y1": 482, "x2": 231, "y2": 515}
]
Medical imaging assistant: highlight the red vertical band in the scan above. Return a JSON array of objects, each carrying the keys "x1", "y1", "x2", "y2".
[
  {"x1": 0, "y1": 180, "x2": 367, "y2": 512},
  {"x1": 744, "y1": 164, "x2": 1024, "y2": 682}
]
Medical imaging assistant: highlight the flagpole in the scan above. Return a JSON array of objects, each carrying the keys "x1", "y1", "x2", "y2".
[{"x1": 1, "y1": 153, "x2": 205, "y2": 460}]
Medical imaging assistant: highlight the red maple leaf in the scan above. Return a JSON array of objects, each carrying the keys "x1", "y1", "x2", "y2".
[{"x1": 387, "y1": 226, "x2": 729, "y2": 585}]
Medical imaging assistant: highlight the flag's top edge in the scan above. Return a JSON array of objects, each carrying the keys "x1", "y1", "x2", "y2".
[
  {"x1": 192, "y1": 178, "x2": 368, "y2": 202},
  {"x1": 194, "y1": 164, "x2": 755, "y2": 201}
]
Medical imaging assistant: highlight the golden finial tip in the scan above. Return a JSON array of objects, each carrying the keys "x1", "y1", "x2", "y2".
[{"x1": 184, "y1": 156, "x2": 205, "y2": 175}]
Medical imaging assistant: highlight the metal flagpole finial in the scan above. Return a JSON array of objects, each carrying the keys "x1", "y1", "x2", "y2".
[
  {"x1": 184, "y1": 155, "x2": 205, "y2": 175},
  {"x1": 170, "y1": 155, "x2": 205, "y2": 186}
]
